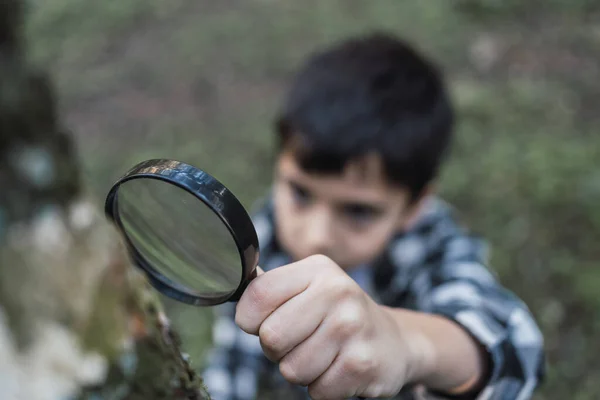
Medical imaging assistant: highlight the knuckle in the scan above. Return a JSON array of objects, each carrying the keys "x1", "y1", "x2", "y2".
[
  {"x1": 307, "y1": 384, "x2": 327, "y2": 400},
  {"x1": 343, "y1": 344, "x2": 377, "y2": 376},
  {"x1": 363, "y1": 383, "x2": 397, "y2": 399},
  {"x1": 259, "y1": 323, "x2": 283, "y2": 354},
  {"x1": 329, "y1": 276, "x2": 357, "y2": 299},
  {"x1": 309, "y1": 383, "x2": 355, "y2": 400},
  {"x1": 332, "y1": 301, "x2": 365, "y2": 337},
  {"x1": 279, "y1": 358, "x2": 303, "y2": 385},
  {"x1": 234, "y1": 307, "x2": 254, "y2": 334},
  {"x1": 246, "y1": 279, "x2": 270, "y2": 306}
]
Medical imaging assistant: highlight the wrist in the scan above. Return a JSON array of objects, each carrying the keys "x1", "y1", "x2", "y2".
[
  {"x1": 380, "y1": 306, "x2": 437, "y2": 385},
  {"x1": 381, "y1": 306, "x2": 486, "y2": 394}
]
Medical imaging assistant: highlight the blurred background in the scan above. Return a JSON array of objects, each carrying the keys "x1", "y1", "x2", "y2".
[{"x1": 23, "y1": 1, "x2": 599, "y2": 399}]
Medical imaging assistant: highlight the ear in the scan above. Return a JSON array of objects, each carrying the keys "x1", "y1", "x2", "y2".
[{"x1": 397, "y1": 183, "x2": 436, "y2": 231}]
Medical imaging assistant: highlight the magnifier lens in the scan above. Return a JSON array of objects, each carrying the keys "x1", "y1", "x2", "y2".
[{"x1": 116, "y1": 178, "x2": 242, "y2": 299}]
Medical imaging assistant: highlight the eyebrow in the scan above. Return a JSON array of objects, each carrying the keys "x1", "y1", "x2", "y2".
[
  {"x1": 336, "y1": 201, "x2": 386, "y2": 214},
  {"x1": 284, "y1": 176, "x2": 388, "y2": 211}
]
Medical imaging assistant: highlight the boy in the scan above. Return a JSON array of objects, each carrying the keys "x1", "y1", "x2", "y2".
[{"x1": 202, "y1": 33, "x2": 544, "y2": 400}]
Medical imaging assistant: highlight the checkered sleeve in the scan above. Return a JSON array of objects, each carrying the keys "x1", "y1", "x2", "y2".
[
  {"x1": 202, "y1": 302, "x2": 268, "y2": 400},
  {"x1": 411, "y1": 233, "x2": 545, "y2": 399}
]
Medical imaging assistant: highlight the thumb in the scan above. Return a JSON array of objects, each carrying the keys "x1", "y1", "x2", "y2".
[{"x1": 255, "y1": 265, "x2": 265, "y2": 276}]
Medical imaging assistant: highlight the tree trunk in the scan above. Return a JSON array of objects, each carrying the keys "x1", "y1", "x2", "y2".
[{"x1": 0, "y1": 1, "x2": 211, "y2": 399}]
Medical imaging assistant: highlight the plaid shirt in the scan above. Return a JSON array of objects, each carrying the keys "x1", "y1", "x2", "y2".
[{"x1": 202, "y1": 195, "x2": 545, "y2": 400}]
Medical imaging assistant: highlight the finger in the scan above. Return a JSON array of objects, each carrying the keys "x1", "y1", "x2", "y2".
[
  {"x1": 259, "y1": 285, "x2": 328, "y2": 362},
  {"x1": 235, "y1": 257, "x2": 318, "y2": 335},
  {"x1": 308, "y1": 341, "x2": 377, "y2": 400},
  {"x1": 277, "y1": 313, "x2": 343, "y2": 387},
  {"x1": 255, "y1": 266, "x2": 265, "y2": 276}
]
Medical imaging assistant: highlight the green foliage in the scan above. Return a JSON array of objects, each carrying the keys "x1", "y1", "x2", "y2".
[
  {"x1": 445, "y1": 78, "x2": 599, "y2": 398},
  {"x1": 22, "y1": 0, "x2": 600, "y2": 398}
]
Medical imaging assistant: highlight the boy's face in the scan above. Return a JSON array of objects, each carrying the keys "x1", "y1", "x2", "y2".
[{"x1": 273, "y1": 150, "x2": 424, "y2": 270}]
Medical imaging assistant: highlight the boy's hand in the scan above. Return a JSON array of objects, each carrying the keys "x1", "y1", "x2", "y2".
[{"x1": 235, "y1": 255, "x2": 421, "y2": 399}]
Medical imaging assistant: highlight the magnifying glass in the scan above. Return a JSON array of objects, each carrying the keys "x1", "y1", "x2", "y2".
[{"x1": 105, "y1": 159, "x2": 260, "y2": 306}]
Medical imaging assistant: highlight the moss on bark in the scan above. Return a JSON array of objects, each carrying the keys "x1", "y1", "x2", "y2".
[{"x1": 0, "y1": 1, "x2": 211, "y2": 398}]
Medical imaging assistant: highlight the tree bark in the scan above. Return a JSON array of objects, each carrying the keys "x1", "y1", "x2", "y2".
[{"x1": 0, "y1": 1, "x2": 211, "y2": 399}]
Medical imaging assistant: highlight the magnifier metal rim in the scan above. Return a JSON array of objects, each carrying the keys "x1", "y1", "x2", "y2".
[{"x1": 105, "y1": 159, "x2": 259, "y2": 306}]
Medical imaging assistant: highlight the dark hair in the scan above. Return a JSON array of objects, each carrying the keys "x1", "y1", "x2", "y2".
[{"x1": 275, "y1": 32, "x2": 455, "y2": 202}]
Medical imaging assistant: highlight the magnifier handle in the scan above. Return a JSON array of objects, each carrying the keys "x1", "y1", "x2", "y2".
[{"x1": 228, "y1": 267, "x2": 261, "y2": 302}]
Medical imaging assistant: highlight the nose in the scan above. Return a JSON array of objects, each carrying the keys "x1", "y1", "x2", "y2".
[{"x1": 303, "y1": 205, "x2": 335, "y2": 256}]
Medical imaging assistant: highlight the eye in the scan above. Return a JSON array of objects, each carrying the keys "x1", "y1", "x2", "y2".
[
  {"x1": 340, "y1": 203, "x2": 382, "y2": 226},
  {"x1": 289, "y1": 182, "x2": 312, "y2": 206}
]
